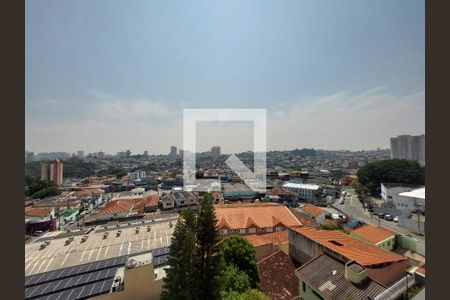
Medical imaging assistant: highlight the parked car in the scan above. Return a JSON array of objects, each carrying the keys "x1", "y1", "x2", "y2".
[
  {"x1": 393, "y1": 216, "x2": 399, "y2": 222},
  {"x1": 339, "y1": 198, "x2": 345, "y2": 204},
  {"x1": 378, "y1": 213, "x2": 385, "y2": 218},
  {"x1": 384, "y1": 214, "x2": 393, "y2": 221}
]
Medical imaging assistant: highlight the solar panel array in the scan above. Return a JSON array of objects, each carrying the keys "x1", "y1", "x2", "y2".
[
  {"x1": 25, "y1": 256, "x2": 127, "y2": 300},
  {"x1": 25, "y1": 256, "x2": 127, "y2": 287},
  {"x1": 152, "y1": 246, "x2": 169, "y2": 257},
  {"x1": 25, "y1": 248, "x2": 170, "y2": 300},
  {"x1": 153, "y1": 255, "x2": 168, "y2": 266}
]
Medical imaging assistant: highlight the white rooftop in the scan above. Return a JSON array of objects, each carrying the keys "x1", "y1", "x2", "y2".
[
  {"x1": 283, "y1": 182, "x2": 320, "y2": 190},
  {"x1": 399, "y1": 187, "x2": 425, "y2": 199}
]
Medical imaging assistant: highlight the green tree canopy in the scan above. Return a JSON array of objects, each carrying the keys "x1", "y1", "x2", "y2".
[
  {"x1": 357, "y1": 159, "x2": 425, "y2": 195},
  {"x1": 219, "y1": 235, "x2": 260, "y2": 287}
]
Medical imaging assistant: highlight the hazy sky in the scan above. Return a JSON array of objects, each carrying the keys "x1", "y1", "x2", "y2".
[{"x1": 26, "y1": 0, "x2": 424, "y2": 154}]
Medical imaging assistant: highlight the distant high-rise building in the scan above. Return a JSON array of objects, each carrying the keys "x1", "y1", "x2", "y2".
[
  {"x1": 179, "y1": 149, "x2": 184, "y2": 156},
  {"x1": 125, "y1": 149, "x2": 131, "y2": 158},
  {"x1": 76, "y1": 150, "x2": 84, "y2": 157},
  {"x1": 169, "y1": 146, "x2": 178, "y2": 158},
  {"x1": 25, "y1": 151, "x2": 34, "y2": 162},
  {"x1": 211, "y1": 146, "x2": 221, "y2": 158},
  {"x1": 143, "y1": 150, "x2": 148, "y2": 157},
  {"x1": 98, "y1": 151, "x2": 105, "y2": 158},
  {"x1": 390, "y1": 134, "x2": 425, "y2": 165},
  {"x1": 41, "y1": 159, "x2": 64, "y2": 186}
]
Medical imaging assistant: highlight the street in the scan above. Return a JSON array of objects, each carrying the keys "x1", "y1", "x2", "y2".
[{"x1": 334, "y1": 188, "x2": 425, "y2": 246}]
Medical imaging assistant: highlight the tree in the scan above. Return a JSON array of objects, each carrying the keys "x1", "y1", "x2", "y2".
[
  {"x1": 357, "y1": 159, "x2": 425, "y2": 196},
  {"x1": 25, "y1": 180, "x2": 61, "y2": 199},
  {"x1": 222, "y1": 265, "x2": 252, "y2": 293},
  {"x1": 195, "y1": 195, "x2": 222, "y2": 300},
  {"x1": 219, "y1": 235, "x2": 260, "y2": 287},
  {"x1": 161, "y1": 215, "x2": 198, "y2": 300}
]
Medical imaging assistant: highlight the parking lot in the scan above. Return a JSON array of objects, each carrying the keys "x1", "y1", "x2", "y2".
[{"x1": 25, "y1": 217, "x2": 176, "y2": 276}]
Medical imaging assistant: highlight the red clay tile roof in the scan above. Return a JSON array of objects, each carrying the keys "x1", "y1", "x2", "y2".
[
  {"x1": 245, "y1": 231, "x2": 289, "y2": 247},
  {"x1": 288, "y1": 208, "x2": 317, "y2": 227},
  {"x1": 269, "y1": 187, "x2": 289, "y2": 196},
  {"x1": 291, "y1": 227, "x2": 406, "y2": 266},
  {"x1": 300, "y1": 203, "x2": 325, "y2": 217},
  {"x1": 245, "y1": 234, "x2": 272, "y2": 247},
  {"x1": 145, "y1": 194, "x2": 159, "y2": 207},
  {"x1": 97, "y1": 199, "x2": 137, "y2": 215},
  {"x1": 416, "y1": 264, "x2": 425, "y2": 276},
  {"x1": 351, "y1": 224, "x2": 397, "y2": 244},
  {"x1": 215, "y1": 203, "x2": 302, "y2": 229},
  {"x1": 257, "y1": 250, "x2": 299, "y2": 300},
  {"x1": 25, "y1": 207, "x2": 52, "y2": 218}
]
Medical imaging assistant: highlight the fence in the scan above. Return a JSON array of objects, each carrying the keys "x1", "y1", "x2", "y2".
[{"x1": 374, "y1": 273, "x2": 415, "y2": 300}]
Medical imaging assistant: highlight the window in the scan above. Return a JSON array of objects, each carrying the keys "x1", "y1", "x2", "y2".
[
  {"x1": 249, "y1": 228, "x2": 256, "y2": 234},
  {"x1": 266, "y1": 227, "x2": 273, "y2": 233},
  {"x1": 302, "y1": 281, "x2": 306, "y2": 292},
  {"x1": 239, "y1": 229, "x2": 246, "y2": 234}
]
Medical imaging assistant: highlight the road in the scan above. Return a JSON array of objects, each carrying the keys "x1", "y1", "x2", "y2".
[{"x1": 334, "y1": 188, "x2": 425, "y2": 246}]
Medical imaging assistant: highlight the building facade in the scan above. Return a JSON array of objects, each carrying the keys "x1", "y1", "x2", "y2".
[
  {"x1": 390, "y1": 134, "x2": 425, "y2": 165},
  {"x1": 41, "y1": 159, "x2": 64, "y2": 186}
]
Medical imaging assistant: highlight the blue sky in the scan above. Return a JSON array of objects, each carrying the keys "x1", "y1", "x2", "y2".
[{"x1": 26, "y1": 0, "x2": 424, "y2": 154}]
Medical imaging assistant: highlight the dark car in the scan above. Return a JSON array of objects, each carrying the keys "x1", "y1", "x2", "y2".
[
  {"x1": 378, "y1": 212, "x2": 385, "y2": 218},
  {"x1": 384, "y1": 214, "x2": 394, "y2": 221}
]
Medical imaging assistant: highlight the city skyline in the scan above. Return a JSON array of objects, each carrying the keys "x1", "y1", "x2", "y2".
[{"x1": 26, "y1": 0, "x2": 424, "y2": 154}]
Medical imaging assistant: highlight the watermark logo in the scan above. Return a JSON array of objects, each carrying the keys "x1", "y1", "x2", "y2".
[{"x1": 183, "y1": 108, "x2": 266, "y2": 192}]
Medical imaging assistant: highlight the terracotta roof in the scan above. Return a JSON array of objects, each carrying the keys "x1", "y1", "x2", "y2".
[
  {"x1": 269, "y1": 187, "x2": 289, "y2": 196},
  {"x1": 74, "y1": 189, "x2": 105, "y2": 196},
  {"x1": 245, "y1": 231, "x2": 289, "y2": 247},
  {"x1": 215, "y1": 203, "x2": 302, "y2": 230},
  {"x1": 416, "y1": 264, "x2": 425, "y2": 277},
  {"x1": 289, "y1": 208, "x2": 317, "y2": 227},
  {"x1": 97, "y1": 199, "x2": 136, "y2": 215},
  {"x1": 145, "y1": 194, "x2": 159, "y2": 207},
  {"x1": 245, "y1": 234, "x2": 271, "y2": 247},
  {"x1": 25, "y1": 207, "x2": 52, "y2": 218},
  {"x1": 300, "y1": 204, "x2": 325, "y2": 217},
  {"x1": 351, "y1": 224, "x2": 397, "y2": 244},
  {"x1": 291, "y1": 227, "x2": 406, "y2": 266},
  {"x1": 257, "y1": 250, "x2": 299, "y2": 300}
]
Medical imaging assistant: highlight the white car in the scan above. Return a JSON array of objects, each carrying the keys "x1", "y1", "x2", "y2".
[{"x1": 393, "y1": 216, "x2": 399, "y2": 222}]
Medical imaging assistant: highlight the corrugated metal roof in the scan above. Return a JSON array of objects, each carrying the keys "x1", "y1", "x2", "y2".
[{"x1": 296, "y1": 253, "x2": 386, "y2": 300}]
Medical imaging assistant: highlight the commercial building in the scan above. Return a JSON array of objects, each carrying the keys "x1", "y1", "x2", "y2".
[
  {"x1": 41, "y1": 159, "x2": 64, "y2": 186},
  {"x1": 214, "y1": 203, "x2": 302, "y2": 236},
  {"x1": 128, "y1": 170, "x2": 147, "y2": 181},
  {"x1": 282, "y1": 182, "x2": 320, "y2": 202},
  {"x1": 394, "y1": 187, "x2": 425, "y2": 212},
  {"x1": 25, "y1": 217, "x2": 176, "y2": 276},
  {"x1": 76, "y1": 150, "x2": 84, "y2": 157},
  {"x1": 380, "y1": 182, "x2": 423, "y2": 203},
  {"x1": 25, "y1": 250, "x2": 168, "y2": 300},
  {"x1": 390, "y1": 134, "x2": 425, "y2": 165},
  {"x1": 222, "y1": 183, "x2": 258, "y2": 200}
]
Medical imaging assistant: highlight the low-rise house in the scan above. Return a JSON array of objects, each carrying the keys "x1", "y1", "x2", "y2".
[
  {"x1": 215, "y1": 203, "x2": 302, "y2": 236},
  {"x1": 245, "y1": 231, "x2": 289, "y2": 260},
  {"x1": 25, "y1": 207, "x2": 55, "y2": 223},
  {"x1": 289, "y1": 226, "x2": 411, "y2": 300},
  {"x1": 96, "y1": 198, "x2": 143, "y2": 221},
  {"x1": 160, "y1": 193, "x2": 175, "y2": 210},
  {"x1": 210, "y1": 191, "x2": 224, "y2": 203},
  {"x1": 350, "y1": 224, "x2": 397, "y2": 251},
  {"x1": 257, "y1": 250, "x2": 299, "y2": 300},
  {"x1": 298, "y1": 204, "x2": 327, "y2": 225}
]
